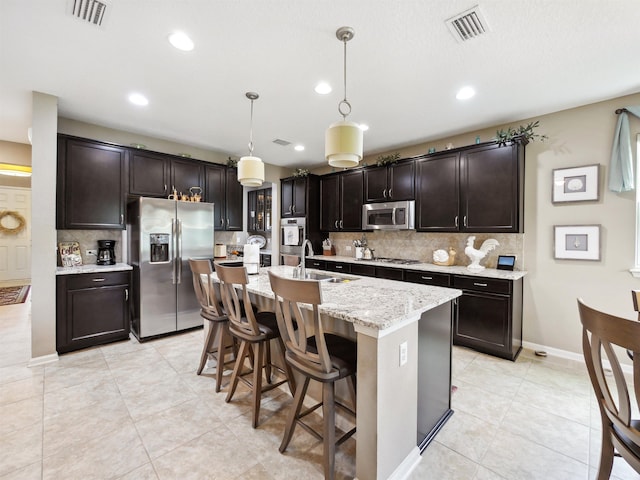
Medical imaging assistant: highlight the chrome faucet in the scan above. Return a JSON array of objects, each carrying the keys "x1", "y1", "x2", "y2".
[{"x1": 298, "y1": 239, "x2": 314, "y2": 279}]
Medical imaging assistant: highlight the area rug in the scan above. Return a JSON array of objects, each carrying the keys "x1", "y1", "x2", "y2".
[{"x1": 0, "y1": 285, "x2": 30, "y2": 306}]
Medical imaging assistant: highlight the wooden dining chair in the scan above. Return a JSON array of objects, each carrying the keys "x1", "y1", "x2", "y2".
[
  {"x1": 268, "y1": 271, "x2": 357, "y2": 480},
  {"x1": 215, "y1": 263, "x2": 295, "y2": 428},
  {"x1": 189, "y1": 259, "x2": 237, "y2": 391},
  {"x1": 632, "y1": 290, "x2": 640, "y2": 320},
  {"x1": 577, "y1": 298, "x2": 640, "y2": 479}
]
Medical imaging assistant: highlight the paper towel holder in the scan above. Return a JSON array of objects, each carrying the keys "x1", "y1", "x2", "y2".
[{"x1": 243, "y1": 243, "x2": 260, "y2": 274}]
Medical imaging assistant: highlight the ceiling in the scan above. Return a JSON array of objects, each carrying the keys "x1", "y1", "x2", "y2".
[{"x1": 1, "y1": 0, "x2": 640, "y2": 169}]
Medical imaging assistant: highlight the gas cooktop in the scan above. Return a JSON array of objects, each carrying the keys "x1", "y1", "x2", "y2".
[{"x1": 373, "y1": 257, "x2": 421, "y2": 265}]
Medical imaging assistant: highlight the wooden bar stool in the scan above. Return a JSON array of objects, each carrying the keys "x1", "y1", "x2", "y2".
[
  {"x1": 215, "y1": 263, "x2": 295, "y2": 428},
  {"x1": 268, "y1": 271, "x2": 356, "y2": 480},
  {"x1": 189, "y1": 259, "x2": 237, "y2": 392}
]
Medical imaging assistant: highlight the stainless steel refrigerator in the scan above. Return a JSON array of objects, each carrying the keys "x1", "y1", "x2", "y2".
[{"x1": 128, "y1": 197, "x2": 214, "y2": 340}]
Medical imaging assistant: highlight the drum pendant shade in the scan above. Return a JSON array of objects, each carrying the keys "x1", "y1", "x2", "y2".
[
  {"x1": 237, "y1": 155, "x2": 264, "y2": 187},
  {"x1": 325, "y1": 120, "x2": 363, "y2": 168}
]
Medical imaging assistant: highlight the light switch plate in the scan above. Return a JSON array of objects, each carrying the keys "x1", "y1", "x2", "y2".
[{"x1": 399, "y1": 341, "x2": 408, "y2": 366}]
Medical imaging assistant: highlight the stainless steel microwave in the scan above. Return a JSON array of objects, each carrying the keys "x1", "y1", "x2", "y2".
[{"x1": 362, "y1": 200, "x2": 415, "y2": 230}]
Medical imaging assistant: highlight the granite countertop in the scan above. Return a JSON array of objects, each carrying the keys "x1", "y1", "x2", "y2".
[
  {"x1": 56, "y1": 263, "x2": 133, "y2": 275},
  {"x1": 214, "y1": 265, "x2": 461, "y2": 333},
  {"x1": 307, "y1": 255, "x2": 527, "y2": 281}
]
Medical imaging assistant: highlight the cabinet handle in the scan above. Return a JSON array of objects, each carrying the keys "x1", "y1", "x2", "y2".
[
  {"x1": 125, "y1": 288, "x2": 129, "y2": 301},
  {"x1": 220, "y1": 218, "x2": 224, "y2": 227},
  {"x1": 421, "y1": 276, "x2": 433, "y2": 280},
  {"x1": 455, "y1": 216, "x2": 459, "y2": 228},
  {"x1": 383, "y1": 188, "x2": 387, "y2": 198},
  {"x1": 339, "y1": 220, "x2": 343, "y2": 229},
  {"x1": 164, "y1": 184, "x2": 167, "y2": 194},
  {"x1": 463, "y1": 215, "x2": 468, "y2": 227},
  {"x1": 335, "y1": 265, "x2": 343, "y2": 269},
  {"x1": 92, "y1": 278, "x2": 106, "y2": 282},
  {"x1": 120, "y1": 214, "x2": 124, "y2": 225},
  {"x1": 292, "y1": 205, "x2": 296, "y2": 214},
  {"x1": 226, "y1": 218, "x2": 229, "y2": 229},
  {"x1": 389, "y1": 188, "x2": 393, "y2": 198},
  {"x1": 335, "y1": 220, "x2": 339, "y2": 229},
  {"x1": 473, "y1": 282, "x2": 488, "y2": 287}
]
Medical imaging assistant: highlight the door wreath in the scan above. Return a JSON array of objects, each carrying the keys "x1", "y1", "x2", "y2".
[{"x1": 0, "y1": 210, "x2": 27, "y2": 235}]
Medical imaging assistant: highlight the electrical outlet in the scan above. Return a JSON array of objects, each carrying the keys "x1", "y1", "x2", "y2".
[
  {"x1": 399, "y1": 341, "x2": 408, "y2": 366},
  {"x1": 86, "y1": 249, "x2": 97, "y2": 256},
  {"x1": 345, "y1": 245, "x2": 352, "y2": 252}
]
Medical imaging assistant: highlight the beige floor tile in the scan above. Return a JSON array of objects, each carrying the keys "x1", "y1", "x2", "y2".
[
  {"x1": 0, "y1": 423, "x2": 42, "y2": 477},
  {"x1": 43, "y1": 357, "x2": 111, "y2": 393},
  {"x1": 0, "y1": 395, "x2": 42, "y2": 436},
  {"x1": 524, "y1": 360, "x2": 591, "y2": 397},
  {"x1": 454, "y1": 361, "x2": 523, "y2": 398},
  {"x1": 42, "y1": 423, "x2": 149, "y2": 480},
  {"x1": 119, "y1": 376, "x2": 198, "y2": 421},
  {"x1": 117, "y1": 462, "x2": 159, "y2": 480},
  {"x1": 0, "y1": 363, "x2": 44, "y2": 386},
  {"x1": 435, "y1": 409, "x2": 497, "y2": 462},
  {"x1": 450, "y1": 379, "x2": 512, "y2": 426},
  {"x1": 515, "y1": 379, "x2": 591, "y2": 426},
  {"x1": 472, "y1": 466, "x2": 508, "y2": 480},
  {"x1": 411, "y1": 441, "x2": 479, "y2": 480},
  {"x1": 44, "y1": 376, "x2": 122, "y2": 417},
  {"x1": 0, "y1": 375, "x2": 43, "y2": 405},
  {"x1": 0, "y1": 461, "x2": 41, "y2": 480}
]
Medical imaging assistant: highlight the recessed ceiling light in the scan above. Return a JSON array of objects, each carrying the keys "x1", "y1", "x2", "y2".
[
  {"x1": 456, "y1": 86, "x2": 476, "y2": 100},
  {"x1": 315, "y1": 82, "x2": 332, "y2": 95},
  {"x1": 359, "y1": 124, "x2": 369, "y2": 132},
  {"x1": 128, "y1": 93, "x2": 149, "y2": 106},
  {"x1": 294, "y1": 145, "x2": 305, "y2": 152},
  {"x1": 169, "y1": 31, "x2": 194, "y2": 51}
]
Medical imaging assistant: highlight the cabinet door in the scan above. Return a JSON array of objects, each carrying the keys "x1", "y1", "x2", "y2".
[
  {"x1": 129, "y1": 151, "x2": 169, "y2": 197},
  {"x1": 388, "y1": 161, "x2": 415, "y2": 201},
  {"x1": 225, "y1": 168, "x2": 243, "y2": 231},
  {"x1": 340, "y1": 170, "x2": 363, "y2": 231},
  {"x1": 461, "y1": 144, "x2": 520, "y2": 232},
  {"x1": 415, "y1": 154, "x2": 459, "y2": 231},
  {"x1": 205, "y1": 165, "x2": 226, "y2": 231},
  {"x1": 454, "y1": 291, "x2": 511, "y2": 357},
  {"x1": 170, "y1": 159, "x2": 204, "y2": 197},
  {"x1": 363, "y1": 167, "x2": 388, "y2": 203},
  {"x1": 247, "y1": 190, "x2": 258, "y2": 231},
  {"x1": 292, "y1": 177, "x2": 307, "y2": 216},
  {"x1": 320, "y1": 175, "x2": 340, "y2": 231},
  {"x1": 281, "y1": 179, "x2": 294, "y2": 217},
  {"x1": 57, "y1": 137, "x2": 126, "y2": 229}
]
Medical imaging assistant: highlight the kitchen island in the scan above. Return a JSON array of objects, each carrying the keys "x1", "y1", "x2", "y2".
[{"x1": 217, "y1": 265, "x2": 461, "y2": 480}]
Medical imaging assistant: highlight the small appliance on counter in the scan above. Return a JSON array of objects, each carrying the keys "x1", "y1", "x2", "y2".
[
  {"x1": 97, "y1": 239, "x2": 116, "y2": 265},
  {"x1": 214, "y1": 243, "x2": 227, "y2": 258}
]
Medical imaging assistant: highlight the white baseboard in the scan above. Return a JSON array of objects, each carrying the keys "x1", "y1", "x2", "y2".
[{"x1": 28, "y1": 352, "x2": 58, "y2": 367}]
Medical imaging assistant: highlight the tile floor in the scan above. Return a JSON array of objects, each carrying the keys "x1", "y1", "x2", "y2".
[{"x1": 1, "y1": 294, "x2": 639, "y2": 480}]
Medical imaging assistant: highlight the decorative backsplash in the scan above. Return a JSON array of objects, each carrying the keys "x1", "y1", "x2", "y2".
[
  {"x1": 328, "y1": 231, "x2": 525, "y2": 270},
  {"x1": 57, "y1": 230, "x2": 124, "y2": 265}
]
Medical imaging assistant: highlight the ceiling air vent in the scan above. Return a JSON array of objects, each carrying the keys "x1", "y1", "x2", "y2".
[
  {"x1": 70, "y1": 0, "x2": 107, "y2": 26},
  {"x1": 446, "y1": 5, "x2": 489, "y2": 42},
  {"x1": 272, "y1": 139, "x2": 291, "y2": 147}
]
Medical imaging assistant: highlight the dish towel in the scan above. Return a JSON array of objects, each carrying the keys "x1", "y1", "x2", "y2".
[{"x1": 283, "y1": 226, "x2": 299, "y2": 246}]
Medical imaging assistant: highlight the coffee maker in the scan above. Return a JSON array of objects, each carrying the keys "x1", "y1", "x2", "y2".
[{"x1": 97, "y1": 239, "x2": 116, "y2": 265}]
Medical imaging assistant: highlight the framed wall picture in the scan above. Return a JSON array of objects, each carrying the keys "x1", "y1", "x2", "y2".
[
  {"x1": 552, "y1": 164, "x2": 600, "y2": 203},
  {"x1": 554, "y1": 225, "x2": 601, "y2": 261}
]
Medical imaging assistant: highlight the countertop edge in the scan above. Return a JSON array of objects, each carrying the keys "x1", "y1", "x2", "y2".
[{"x1": 56, "y1": 263, "x2": 133, "y2": 275}]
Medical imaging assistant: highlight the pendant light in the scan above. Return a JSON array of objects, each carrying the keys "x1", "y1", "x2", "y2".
[
  {"x1": 325, "y1": 26, "x2": 363, "y2": 168},
  {"x1": 237, "y1": 92, "x2": 265, "y2": 187}
]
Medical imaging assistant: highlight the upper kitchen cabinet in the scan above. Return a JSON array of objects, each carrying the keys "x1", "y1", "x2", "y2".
[
  {"x1": 57, "y1": 135, "x2": 126, "y2": 230},
  {"x1": 129, "y1": 150, "x2": 170, "y2": 197},
  {"x1": 416, "y1": 142, "x2": 524, "y2": 233},
  {"x1": 205, "y1": 164, "x2": 243, "y2": 231},
  {"x1": 281, "y1": 175, "x2": 319, "y2": 218},
  {"x1": 128, "y1": 151, "x2": 204, "y2": 199},
  {"x1": 320, "y1": 170, "x2": 364, "y2": 232},
  {"x1": 363, "y1": 160, "x2": 415, "y2": 203},
  {"x1": 247, "y1": 187, "x2": 272, "y2": 233}
]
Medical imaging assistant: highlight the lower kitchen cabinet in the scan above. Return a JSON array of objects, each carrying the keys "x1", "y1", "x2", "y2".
[
  {"x1": 305, "y1": 258, "x2": 327, "y2": 270},
  {"x1": 404, "y1": 270, "x2": 451, "y2": 287},
  {"x1": 56, "y1": 271, "x2": 131, "y2": 354},
  {"x1": 452, "y1": 275, "x2": 522, "y2": 360},
  {"x1": 351, "y1": 263, "x2": 375, "y2": 277}
]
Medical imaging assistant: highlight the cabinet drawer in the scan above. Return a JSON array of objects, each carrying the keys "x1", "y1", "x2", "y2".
[
  {"x1": 453, "y1": 275, "x2": 511, "y2": 294},
  {"x1": 404, "y1": 270, "x2": 451, "y2": 287},
  {"x1": 306, "y1": 259, "x2": 327, "y2": 270},
  {"x1": 66, "y1": 271, "x2": 130, "y2": 290},
  {"x1": 327, "y1": 262, "x2": 351, "y2": 273},
  {"x1": 351, "y1": 263, "x2": 375, "y2": 277},
  {"x1": 376, "y1": 266, "x2": 404, "y2": 281}
]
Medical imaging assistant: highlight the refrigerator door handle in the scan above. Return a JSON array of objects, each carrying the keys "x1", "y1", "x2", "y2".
[
  {"x1": 172, "y1": 218, "x2": 178, "y2": 284},
  {"x1": 176, "y1": 218, "x2": 182, "y2": 283}
]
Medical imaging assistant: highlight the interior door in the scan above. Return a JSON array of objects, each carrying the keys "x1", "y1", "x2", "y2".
[{"x1": 0, "y1": 186, "x2": 31, "y2": 282}]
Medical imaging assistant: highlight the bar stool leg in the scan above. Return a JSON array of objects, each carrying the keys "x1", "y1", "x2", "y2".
[{"x1": 323, "y1": 382, "x2": 336, "y2": 480}]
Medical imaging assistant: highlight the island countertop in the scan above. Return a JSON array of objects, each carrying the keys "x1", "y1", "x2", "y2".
[{"x1": 225, "y1": 265, "x2": 461, "y2": 335}]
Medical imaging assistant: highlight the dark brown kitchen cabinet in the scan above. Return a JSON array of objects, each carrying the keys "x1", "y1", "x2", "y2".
[
  {"x1": 57, "y1": 135, "x2": 126, "y2": 229},
  {"x1": 376, "y1": 266, "x2": 404, "y2": 281},
  {"x1": 56, "y1": 271, "x2": 131, "y2": 354},
  {"x1": 326, "y1": 261, "x2": 351, "y2": 273},
  {"x1": 404, "y1": 270, "x2": 451, "y2": 287},
  {"x1": 364, "y1": 160, "x2": 415, "y2": 203},
  {"x1": 248, "y1": 187, "x2": 271, "y2": 233},
  {"x1": 280, "y1": 175, "x2": 319, "y2": 218},
  {"x1": 452, "y1": 275, "x2": 522, "y2": 360},
  {"x1": 320, "y1": 170, "x2": 364, "y2": 232},
  {"x1": 416, "y1": 142, "x2": 524, "y2": 233},
  {"x1": 170, "y1": 158, "x2": 204, "y2": 198},
  {"x1": 351, "y1": 263, "x2": 375, "y2": 277},
  {"x1": 205, "y1": 165, "x2": 243, "y2": 231},
  {"x1": 128, "y1": 151, "x2": 170, "y2": 197},
  {"x1": 305, "y1": 258, "x2": 327, "y2": 270}
]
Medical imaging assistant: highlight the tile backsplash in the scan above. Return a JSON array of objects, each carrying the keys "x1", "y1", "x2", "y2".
[
  {"x1": 57, "y1": 230, "x2": 124, "y2": 265},
  {"x1": 328, "y1": 231, "x2": 525, "y2": 270}
]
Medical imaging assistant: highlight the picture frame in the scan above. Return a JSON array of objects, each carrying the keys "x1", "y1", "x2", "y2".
[
  {"x1": 553, "y1": 225, "x2": 601, "y2": 261},
  {"x1": 552, "y1": 164, "x2": 599, "y2": 203}
]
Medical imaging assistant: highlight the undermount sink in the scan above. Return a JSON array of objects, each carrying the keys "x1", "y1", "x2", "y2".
[{"x1": 299, "y1": 272, "x2": 358, "y2": 283}]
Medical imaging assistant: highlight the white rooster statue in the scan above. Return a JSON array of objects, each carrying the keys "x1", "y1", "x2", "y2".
[{"x1": 464, "y1": 236, "x2": 499, "y2": 272}]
